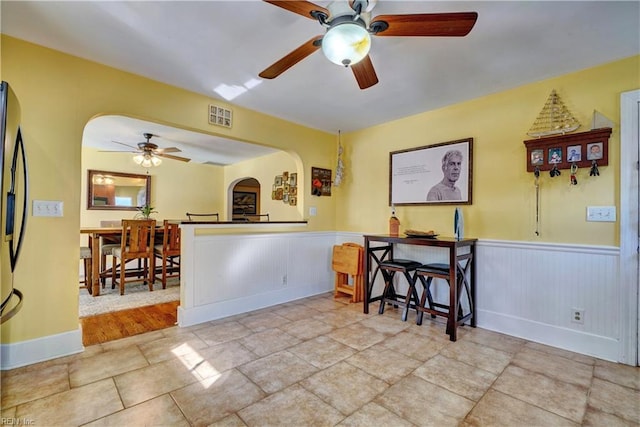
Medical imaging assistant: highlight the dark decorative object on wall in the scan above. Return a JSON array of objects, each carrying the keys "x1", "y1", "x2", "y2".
[
  {"x1": 523, "y1": 128, "x2": 612, "y2": 173},
  {"x1": 311, "y1": 167, "x2": 332, "y2": 196}
]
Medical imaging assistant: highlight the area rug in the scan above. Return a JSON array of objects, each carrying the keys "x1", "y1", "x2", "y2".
[{"x1": 79, "y1": 278, "x2": 180, "y2": 318}]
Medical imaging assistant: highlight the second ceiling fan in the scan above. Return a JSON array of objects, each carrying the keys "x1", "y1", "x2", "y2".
[
  {"x1": 259, "y1": 0, "x2": 478, "y2": 89},
  {"x1": 106, "y1": 133, "x2": 191, "y2": 167}
]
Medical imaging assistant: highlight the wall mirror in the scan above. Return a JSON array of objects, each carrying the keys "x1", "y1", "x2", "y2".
[{"x1": 87, "y1": 169, "x2": 150, "y2": 210}]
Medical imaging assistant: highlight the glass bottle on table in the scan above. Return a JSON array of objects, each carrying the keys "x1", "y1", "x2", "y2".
[{"x1": 389, "y1": 205, "x2": 400, "y2": 236}]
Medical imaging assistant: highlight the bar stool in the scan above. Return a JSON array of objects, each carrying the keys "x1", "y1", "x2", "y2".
[
  {"x1": 378, "y1": 259, "x2": 422, "y2": 321},
  {"x1": 414, "y1": 261, "x2": 474, "y2": 335}
]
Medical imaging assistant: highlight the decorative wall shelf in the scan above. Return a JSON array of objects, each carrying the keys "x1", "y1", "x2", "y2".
[{"x1": 523, "y1": 127, "x2": 612, "y2": 172}]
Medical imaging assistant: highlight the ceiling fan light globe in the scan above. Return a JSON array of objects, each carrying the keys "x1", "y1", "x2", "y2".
[
  {"x1": 133, "y1": 154, "x2": 145, "y2": 165},
  {"x1": 140, "y1": 156, "x2": 153, "y2": 168},
  {"x1": 151, "y1": 156, "x2": 162, "y2": 166},
  {"x1": 322, "y1": 22, "x2": 371, "y2": 67}
]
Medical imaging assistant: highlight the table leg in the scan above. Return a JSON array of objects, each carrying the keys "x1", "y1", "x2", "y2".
[
  {"x1": 363, "y1": 238, "x2": 370, "y2": 314},
  {"x1": 448, "y1": 247, "x2": 458, "y2": 341}
]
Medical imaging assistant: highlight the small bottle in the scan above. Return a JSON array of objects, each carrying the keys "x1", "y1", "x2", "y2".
[{"x1": 389, "y1": 205, "x2": 400, "y2": 236}]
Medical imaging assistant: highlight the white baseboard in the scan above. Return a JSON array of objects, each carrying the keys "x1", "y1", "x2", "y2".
[
  {"x1": 0, "y1": 326, "x2": 84, "y2": 370},
  {"x1": 478, "y1": 309, "x2": 618, "y2": 362},
  {"x1": 178, "y1": 282, "x2": 333, "y2": 327}
]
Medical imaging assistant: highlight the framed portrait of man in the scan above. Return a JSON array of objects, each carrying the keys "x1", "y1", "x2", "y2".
[{"x1": 389, "y1": 138, "x2": 473, "y2": 206}]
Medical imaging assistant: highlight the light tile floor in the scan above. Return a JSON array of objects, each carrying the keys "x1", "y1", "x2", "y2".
[{"x1": 2, "y1": 293, "x2": 639, "y2": 426}]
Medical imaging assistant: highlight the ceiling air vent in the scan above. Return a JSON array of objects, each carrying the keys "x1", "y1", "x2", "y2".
[{"x1": 209, "y1": 104, "x2": 232, "y2": 128}]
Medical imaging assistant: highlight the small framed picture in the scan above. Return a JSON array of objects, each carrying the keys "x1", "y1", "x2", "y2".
[
  {"x1": 274, "y1": 175, "x2": 283, "y2": 186},
  {"x1": 548, "y1": 147, "x2": 562, "y2": 164},
  {"x1": 567, "y1": 145, "x2": 582, "y2": 162},
  {"x1": 289, "y1": 173, "x2": 297, "y2": 186},
  {"x1": 587, "y1": 142, "x2": 603, "y2": 160},
  {"x1": 290, "y1": 196, "x2": 297, "y2": 206},
  {"x1": 283, "y1": 171, "x2": 289, "y2": 182},
  {"x1": 530, "y1": 149, "x2": 544, "y2": 165}
]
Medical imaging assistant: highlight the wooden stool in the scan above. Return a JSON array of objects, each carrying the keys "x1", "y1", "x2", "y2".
[
  {"x1": 415, "y1": 261, "x2": 474, "y2": 336},
  {"x1": 378, "y1": 259, "x2": 421, "y2": 321},
  {"x1": 332, "y1": 243, "x2": 364, "y2": 303}
]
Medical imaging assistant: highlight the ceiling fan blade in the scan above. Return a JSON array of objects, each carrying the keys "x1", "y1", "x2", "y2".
[
  {"x1": 159, "y1": 153, "x2": 190, "y2": 163},
  {"x1": 263, "y1": 0, "x2": 328, "y2": 20},
  {"x1": 371, "y1": 12, "x2": 478, "y2": 37},
  {"x1": 156, "y1": 146, "x2": 181, "y2": 153},
  {"x1": 351, "y1": 55, "x2": 378, "y2": 90},
  {"x1": 110, "y1": 140, "x2": 138, "y2": 150},
  {"x1": 259, "y1": 35, "x2": 322, "y2": 79}
]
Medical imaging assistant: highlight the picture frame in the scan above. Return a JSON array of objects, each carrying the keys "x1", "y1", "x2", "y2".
[
  {"x1": 548, "y1": 147, "x2": 562, "y2": 164},
  {"x1": 232, "y1": 191, "x2": 257, "y2": 215},
  {"x1": 274, "y1": 175, "x2": 283, "y2": 186},
  {"x1": 531, "y1": 149, "x2": 544, "y2": 166},
  {"x1": 567, "y1": 145, "x2": 582, "y2": 162},
  {"x1": 587, "y1": 142, "x2": 603, "y2": 160},
  {"x1": 311, "y1": 167, "x2": 332, "y2": 196},
  {"x1": 389, "y1": 138, "x2": 473, "y2": 206}
]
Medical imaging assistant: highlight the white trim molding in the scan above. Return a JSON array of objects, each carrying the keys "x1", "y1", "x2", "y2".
[
  {"x1": 620, "y1": 89, "x2": 640, "y2": 365},
  {"x1": 0, "y1": 327, "x2": 83, "y2": 370}
]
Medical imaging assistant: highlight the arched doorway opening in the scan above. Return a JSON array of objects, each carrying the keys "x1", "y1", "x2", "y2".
[{"x1": 232, "y1": 178, "x2": 261, "y2": 221}]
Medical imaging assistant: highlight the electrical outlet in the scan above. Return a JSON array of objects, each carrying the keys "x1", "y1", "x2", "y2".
[
  {"x1": 571, "y1": 308, "x2": 585, "y2": 324},
  {"x1": 282, "y1": 275, "x2": 287, "y2": 286}
]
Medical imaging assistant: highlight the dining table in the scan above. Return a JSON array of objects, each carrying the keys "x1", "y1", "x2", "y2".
[
  {"x1": 362, "y1": 234, "x2": 478, "y2": 341},
  {"x1": 80, "y1": 224, "x2": 168, "y2": 296}
]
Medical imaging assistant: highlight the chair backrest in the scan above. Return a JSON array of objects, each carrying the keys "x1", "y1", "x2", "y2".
[
  {"x1": 243, "y1": 213, "x2": 270, "y2": 222},
  {"x1": 100, "y1": 220, "x2": 121, "y2": 227},
  {"x1": 120, "y1": 219, "x2": 156, "y2": 259},
  {"x1": 161, "y1": 220, "x2": 180, "y2": 256},
  {"x1": 186, "y1": 212, "x2": 219, "y2": 221}
]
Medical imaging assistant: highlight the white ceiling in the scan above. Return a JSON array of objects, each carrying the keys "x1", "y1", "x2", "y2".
[{"x1": 2, "y1": 1, "x2": 639, "y2": 164}]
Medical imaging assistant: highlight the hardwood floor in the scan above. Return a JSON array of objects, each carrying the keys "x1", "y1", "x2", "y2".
[{"x1": 80, "y1": 301, "x2": 179, "y2": 346}]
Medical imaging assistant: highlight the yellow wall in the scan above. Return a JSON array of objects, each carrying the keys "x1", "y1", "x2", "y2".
[
  {"x1": 225, "y1": 151, "x2": 302, "y2": 221},
  {"x1": 81, "y1": 147, "x2": 225, "y2": 227},
  {"x1": 0, "y1": 36, "x2": 336, "y2": 344},
  {"x1": 338, "y1": 56, "x2": 639, "y2": 245}
]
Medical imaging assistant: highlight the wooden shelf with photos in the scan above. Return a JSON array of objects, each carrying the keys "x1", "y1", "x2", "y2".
[{"x1": 523, "y1": 127, "x2": 612, "y2": 173}]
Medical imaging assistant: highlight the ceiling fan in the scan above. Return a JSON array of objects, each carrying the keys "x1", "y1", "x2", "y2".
[
  {"x1": 105, "y1": 133, "x2": 190, "y2": 167},
  {"x1": 259, "y1": 0, "x2": 478, "y2": 89}
]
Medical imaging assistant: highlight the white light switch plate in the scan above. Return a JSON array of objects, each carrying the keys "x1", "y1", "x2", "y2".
[
  {"x1": 309, "y1": 206, "x2": 317, "y2": 216},
  {"x1": 33, "y1": 200, "x2": 63, "y2": 217},
  {"x1": 586, "y1": 206, "x2": 616, "y2": 222}
]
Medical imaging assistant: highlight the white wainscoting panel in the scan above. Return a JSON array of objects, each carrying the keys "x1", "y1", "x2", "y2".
[
  {"x1": 178, "y1": 230, "x2": 337, "y2": 326},
  {"x1": 476, "y1": 240, "x2": 620, "y2": 361}
]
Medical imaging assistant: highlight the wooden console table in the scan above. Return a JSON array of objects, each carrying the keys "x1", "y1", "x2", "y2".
[{"x1": 363, "y1": 234, "x2": 477, "y2": 341}]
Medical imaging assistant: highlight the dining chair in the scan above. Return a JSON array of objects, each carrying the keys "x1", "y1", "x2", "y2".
[
  {"x1": 99, "y1": 220, "x2": 122, "y2": 288},
  {"x1": 154, "y1": 220, "x2": 180, "y2": 288},
  {"x1": 185, "y1": 212, "x2": 219, "y2": 221},
  {"x1": 80, "y1": 246, "x2": 92, "y2": 294},
  {"x1": 112, "y1": 219, "x2": 156, "y2": 295}
]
